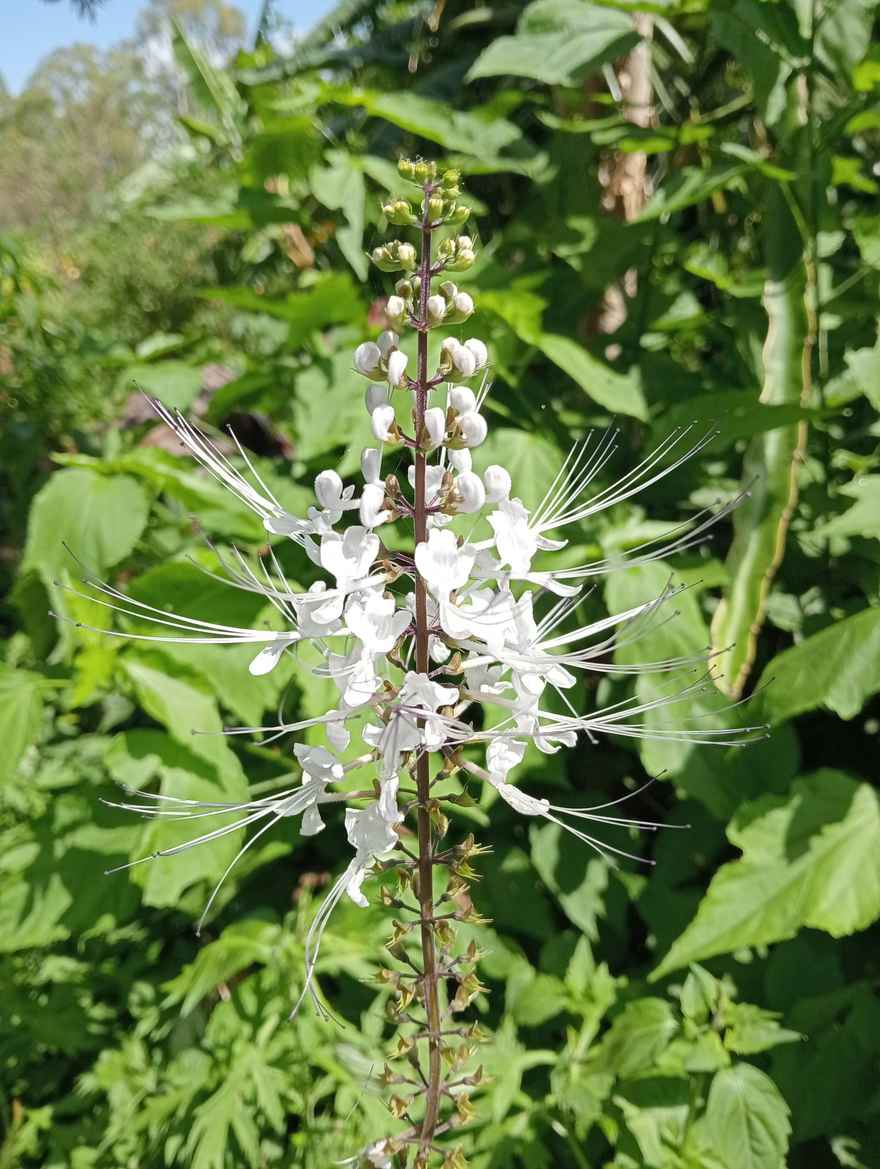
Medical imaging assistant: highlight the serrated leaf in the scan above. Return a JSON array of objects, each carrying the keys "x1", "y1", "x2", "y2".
[
  {"x1": 652, "y1": 772, "x2": 880, "y2": 979},
  {"x1": 705, "y1": 1064, "x2": 791, "y2": 1169},
  {"x1": 758, "y1": 608, "x2": 880, "y2": 722},
  {"x1": 598, "y1": 998, "x2": 679, "y2": 1078}
]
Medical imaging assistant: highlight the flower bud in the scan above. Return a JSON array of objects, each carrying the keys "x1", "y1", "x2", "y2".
[
  {"x1": 354, "y1": 341, "x2": 382, "y2": 376},
  {"x1": 455, "y1": 471, "x2": 486, "y2": 514},
  {"x1": 464, "y1": 338, "x2": 488, "y2": 369},
  {"x1": 314, "y1": 469, "x2": 343, "y2": 510},
  {"x1": 377, "y1": 330, "x2": 399, "y2": 358},
  {"x1": 452, "y1": 346, "x2": 477, "y2": 378},
  {"x1": 423, "y1": 406, "x2": 446, "y2": 449},
  {"x1": 448, "y1": 447, "x2": 472, "y2": 472},
  {"x1": 371, "y1": 404, "x2": 397, "y2": 443},
  {"x1": 365, "y1": 384, "x2": 389, "y2": 414},
  {"x1": 386, "y1": 350, "x2": 409, "y2": 388},
  {"x1": 385, "y1": 295, "x2": 406, "y2": 323},
  {"x1": 449, "y1": 385, "x2": 477, "y2": 414},
  {"x1": 427, "y1": 294, "x2": 447, "y2": 325},
  {"x1": 442, "y1": 169, "x2": 461, "y2": 190},
  {"x1": 448, "y1": 204, "x2": 471, "y2": 225},
  {"x1": 458, "y1": 411, "x2": 487, "y2": 448},
  {"x1": 361, "y1": 447, "x2": 382, "y2": 485},
  {"x1": 398, "y1": 158, "x2": 418, "y2": 181},
  {"x1": 397, "y1": 242, "x2": 417, "y2": 270},
  {"x1": 360, "y1": 482, "x2": 389, "y2": 528},
  {"x1": 439, "y1": 281, "x2": 458, "y2": 299},
  {"x1": 414, "y1": 159, "x2": 437, "y2": 183},
  {"x1": 427, "y1": 194, "x2": 445, "y2": 219},
  {"x1": 452, "y1": 291, "x2": 474, "y2": 319},
  {"x1": 483, "y1": 464, "x2": 511, "y2": 503}
]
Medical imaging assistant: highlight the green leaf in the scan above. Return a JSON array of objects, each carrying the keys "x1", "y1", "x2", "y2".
[
  {"x1": 637, "y1": 163, "x2": 750, "y2": 221},
  {"x1": 704, "y1": 1064, "x2": 791, "y2": 1169},
  {"x1": 813, "y1": 475, "x2": 880, "y2": 542},
  {"x1": 538, "y1": 334, "x2": 647, "y2": 420},
  {"x1": 163, "y1": 917, "x2": 281, "y2": 1016},
  {"x1": 758, "y1": 607, "x2": 880, "y2": 723},
  {"x1": 319, "y1": 87, "x2": 521, "y2": 156},
  {"x1": 652, "y1": 771, "x2": 880, "y2": 979},
  {"x1": 310, "y1": 151, "x2": 368, "y2": 280},
  {"x1": 200, "y1": 273, "x2": 362, "y2": 344},
  {"x1": 172, "y1": 18, "x2": 243, "y2": 147},
  {"x1": 123, "y1": 360, "x2": 203, "y2": 411},
  {"x1": 0, "y1": 663, "x2": 46, "y2": 786},
  {"x1": 466, "y1": 0, "x2": 639, "y2": 87},
  {"x1": 531, "y1": 822, "x2": 617, "y2": 939},
  {"x1": 598, "y1": 998, "x2": 679, "y2": 1078},
  {"x1": 23, "y1": 468, "x2": 149, "y2": 585},
  {"x1": 655, "y1": 391, "x2": 814, "y2": 448},
  {"x1": 120, "y1": 652, "x2": 247, "y2": 786}
]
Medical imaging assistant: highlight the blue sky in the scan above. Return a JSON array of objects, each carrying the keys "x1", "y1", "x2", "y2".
[{"x1": 1, "y1": 0, "x2": 337, "y2": 93}]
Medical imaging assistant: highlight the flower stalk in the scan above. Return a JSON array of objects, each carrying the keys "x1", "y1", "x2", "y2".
[{"x1": 80, "y1": 155, "x2": 764, "y2": 1169}]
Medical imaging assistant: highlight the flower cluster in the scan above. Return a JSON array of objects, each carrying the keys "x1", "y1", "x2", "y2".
[{"x1": 78, "y1": 158, "x2": 758, "y2": 1166}]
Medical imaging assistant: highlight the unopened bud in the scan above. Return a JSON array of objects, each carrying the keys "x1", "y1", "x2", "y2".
[
  {"x1": 423, "y1": 406, "x2": 446, "y2": 448},
  {"x1": 484, "y1": 464, "x2": 511, "y2": 502},
  {"x1": 449, "y1": 385, "x2": 477, "y2": 414},
  {"x1": 354, "y1": 340, "x2": 382, "y2": 376},
  {"x1": 427, "y1": 294, "x2": 447, "y2": 324},
  {"x1": 385, "y1": 295, "x2": 406, "y2": 323},
  {"x1": 386, "y1": 350, "x2": 409, "y2": 388},
  {"x1": 464, "y1": 338, "x2": 488, "y2": 369},
  {"x1": 427, "y1": 194, "x2": 445, "y2": 219},
  {"x1": 397, "y1": 242, "x2": 417, "y2": 270},
  {"x1": 455, "y1": 471, "x2": 485, "y2": 514},
  {"x1": 377, "y1": 329, "x2": 399, "y2": 357},
  {"x1": 371, "y1": 404, "x2": 397, "y2": 443},
  {"x1": 365, "y1": 384, "x2": 389, "y2": 414},
  {"x1": 458, "y1": 411, "x2": 487, "y2": 448}
]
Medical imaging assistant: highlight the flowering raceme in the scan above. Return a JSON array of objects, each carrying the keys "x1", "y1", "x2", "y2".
[{"x1": 75, "y1": 158, "x2": 759, "y2": 1167}]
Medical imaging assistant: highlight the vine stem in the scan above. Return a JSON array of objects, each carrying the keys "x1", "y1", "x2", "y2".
[{"x1": 412, "y1": 183, "x2": 443, "y2": 1159}]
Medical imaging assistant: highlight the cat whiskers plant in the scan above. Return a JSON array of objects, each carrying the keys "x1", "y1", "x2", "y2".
[{"x1": 70, "y1": 158, "x2": 762, "y2": 1168}]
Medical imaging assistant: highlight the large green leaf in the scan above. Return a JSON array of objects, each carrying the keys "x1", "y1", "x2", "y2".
[
  {"x1": 704, "y1": 1064, "x2": 791, "y2": 1169},
  {"x1": 172, "y1": 18, "x2": 244, "y2": 147},
  {"x1": 467, "y1": 0, "x2": 639, "y2": 87},
  {"x1": 652, "y1": 771, "x2": 880, "y2": 979},
  {"x1": 310, "y1": 151, "x2": 368, "y2": 280},
  {"x1": 318, "y1": 88, "x2": 521, "y2": 156},
  {"x1": 757, "y1": 607, "x2": 880, "y2": 723},
  {"x1": 538, "y1": 334, "x2": 648, "y2": 420},
  {"x1": 23, "y1": 468, "x2": 149, "y2": 585}
]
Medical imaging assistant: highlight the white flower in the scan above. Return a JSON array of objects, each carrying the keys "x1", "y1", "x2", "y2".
[
  {"x1": 455, "y1": 470, "x2": 485, "y2": 514},
  {"x1": 448, "y1": 447, "x2": 472, "y2": 472},
  {"x1": 354, "y1": 341, "x2": 382, "y2": 376},
  {"x1": 371, "y1": 403, "x2": 397, "y2": 443},
  {"x1": 423, "y1": 406, "x2": 446, "y2": 448},
  {"x1": 248, "y1": 635, "x2": 298, "y2": 676},
  {"x1": 484, "y1": 464, "x2": 511, "y2": 502},
  {"x1": 319, "y1": 527, "x2": 380, "y2": 610},
  {"x1": 294, "y1": 743, "x2": 345, "y2": 785},
  {"x1": 386, "y1": 350, "x2": 408, "y2": 388},
  {"x1": 414, "y1": 529, "x2": 477, "y2": 601},
  {"x1": 345, "y1": 591, "x2": 409, "y2": 655},
  {"x1": 458, "y1": 411, "x2": 487, "y2": 448},
  {"x1": 487, "y1": 737, "x2": 526, "y2": 780},
  {"x1": 397, "y1": 242, "x2": 417, "y2": 268},
  {"x1": 489, "y1": 497, "x2": 538, "y2": 576}
]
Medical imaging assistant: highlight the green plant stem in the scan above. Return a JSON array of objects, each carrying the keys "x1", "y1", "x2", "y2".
[{"x1": 413, "y1": 189, "x2": 443, "y2": 1160}]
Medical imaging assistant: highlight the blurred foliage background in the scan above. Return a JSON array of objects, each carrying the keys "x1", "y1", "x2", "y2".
[{"x1": 2, "y1": 0, "x2": 880, "y2": 1166}]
